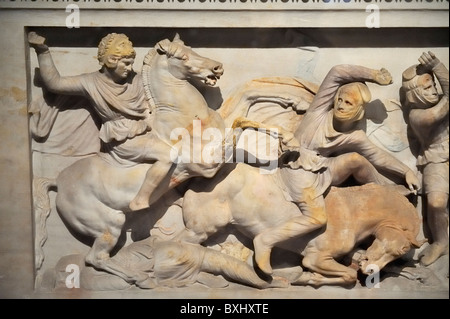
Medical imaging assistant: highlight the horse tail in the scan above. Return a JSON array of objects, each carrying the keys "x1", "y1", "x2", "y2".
[{"x1": 33, "y1": 177, "x2": 57, "y2": 271}]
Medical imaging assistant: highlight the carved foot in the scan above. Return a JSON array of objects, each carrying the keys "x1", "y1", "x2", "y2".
[
  {"x1": 272, "y1": 266, "x2": 304, "y2": 283},
  {"x1": 419, "y1": 243, "x2": 449, "y2": 266},
  {"x1": 267, "y1": 275, "x2": 290, "y2": 288},
  {"x1": 135, "y1": 277, "x2": 157, "y2": 289},
  {"x1": 253, "y1": 234, "x2": 273, "y2": 275}
]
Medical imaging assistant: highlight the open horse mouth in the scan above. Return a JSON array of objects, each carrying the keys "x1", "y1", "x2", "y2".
[
  {"x1": 205, "y1": 74, "x2": 220, "y2": 86},
  {"x1": 204, "y1": 64, "x2": 224, "y2": 86}
]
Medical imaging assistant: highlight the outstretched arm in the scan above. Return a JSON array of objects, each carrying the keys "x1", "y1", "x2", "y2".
[
  {"x1": 28, "y1": 32, "x2": 86, "y2": 96},
  {"x1": 309, "y1": 64, "x2": 392, "y2": 112},
  {"x1": 340, "y1": 131, "x2": 421, "y2": 193}
]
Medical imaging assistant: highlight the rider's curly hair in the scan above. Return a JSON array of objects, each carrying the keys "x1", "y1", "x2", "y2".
[{"x1": 97, "y1": 33, "x2": 136, "y2": 68}]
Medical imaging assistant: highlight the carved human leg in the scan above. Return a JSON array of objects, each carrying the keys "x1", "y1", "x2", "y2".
[
  {"x1": 200, "y1": 244, "x2": 289, "y2": 289},
  {"x1": 117, "y1": 133, "x2": 176, "y2": 212},
  {"x1": 129, "y1": 161, "x2": 174, "y2": 211},
  {"x1": 253, "y1": 195, "x2": 327, "y2": 275},
  {"x1": 419, "y1": 191, "x2": 449, "y2": 266}
]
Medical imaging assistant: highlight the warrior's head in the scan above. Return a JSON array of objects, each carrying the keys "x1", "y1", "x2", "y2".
[
  {"x1": 97, "y1": 33, "x2": 136, "y2": 82},
  {"x1": 97, "y1": 33, "x2": 136, "y2": 68},
  {"x1": 333, "y1": 82, "x2": 371, "y2": 130},
  {"x1": 401, "y1": 64, "x2": 439, "y2": 109}
]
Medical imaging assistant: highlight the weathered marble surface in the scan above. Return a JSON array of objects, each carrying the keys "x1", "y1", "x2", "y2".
[{"x1": 0, "y1": 5, "x2": 448, "y2": 299}]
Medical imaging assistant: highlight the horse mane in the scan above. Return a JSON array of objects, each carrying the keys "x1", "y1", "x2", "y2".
[
  {"x1": 141, "y1": 38, "x2": 188, "y2": 113},
  {"x1": 142, "y1": 47, "x2": 158, "y2": 112}
]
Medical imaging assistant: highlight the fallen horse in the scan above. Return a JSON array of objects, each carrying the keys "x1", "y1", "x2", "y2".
[{"x1": 177, "y1": 163, "x2": 426, "y2": 287}]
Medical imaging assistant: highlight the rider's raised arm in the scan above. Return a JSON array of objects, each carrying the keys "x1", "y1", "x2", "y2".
[
  {"x1": 420, "y1": 51, "x2": 449, "y2": 97},
  {"x1": 308, "y1": 64, "x2": 392, "y2": 112},
  {"x1": 432, "y1": 63, "x2": 449, "y2": 98},
  {"x1": 29, "y1": 32, "x2": 86, "y2": 96},
  {"x1": 410, "y1": 96, "x2": 449, "y2": 129},
  {"x1": 409, "y1": 52, "x2": 449, "y2": 129}
]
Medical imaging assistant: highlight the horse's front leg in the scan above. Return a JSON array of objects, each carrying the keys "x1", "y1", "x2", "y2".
[
  {"x1": 175, "y1": 190, "x2": 234, "y2": 245},
  {"x1": 296, "y1": 249, "x2": 358, "y2": 287},
  {"x1": 291, "y1": 271, "x2": 354, "y2": 287},
  {"x1": 84, "y1": 209, "x2": 155, "y2": 289}
]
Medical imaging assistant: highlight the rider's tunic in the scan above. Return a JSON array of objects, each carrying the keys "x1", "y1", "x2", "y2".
[
  {"x1": 37, "y1": 52, "x2": 160, "y2": 163},
  {"x1": 76, "y1": 72, "x2": 162, "y2": 163},
  {"x1": 408, "y1": 62, "x2": 449, "y2": 195},
  {"x1": 281, "y1": 65, "x2": 413, "y2": 215}
]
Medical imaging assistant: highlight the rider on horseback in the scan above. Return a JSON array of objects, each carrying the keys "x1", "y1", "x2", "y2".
[
  {"x1": 253, "y1": 64, "x2": 422, "y2": 275},
  {"x1": 28, "y1": 32, "x2": 173, "y2": 212}
]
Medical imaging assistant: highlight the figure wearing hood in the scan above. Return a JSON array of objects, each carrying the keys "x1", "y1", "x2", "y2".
[{"x1": 401, "y1": 51, "x2": 449, "y2": 266}]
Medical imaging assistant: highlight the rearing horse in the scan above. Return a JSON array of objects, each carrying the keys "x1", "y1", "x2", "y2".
[{"x1": 136, "y1": 34, "x2": 231, "y2": 205}]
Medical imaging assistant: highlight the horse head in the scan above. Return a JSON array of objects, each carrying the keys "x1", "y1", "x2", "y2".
[
  {"x1": 155, "y1": 33, "x2": 224, "y2": 86},
  {"x1": 358, "y1": 225, "x2": 427, "y2": 275}
]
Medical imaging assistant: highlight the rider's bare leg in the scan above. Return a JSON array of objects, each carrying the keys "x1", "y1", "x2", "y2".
[
  {"x1": 129, "y1": 160, "x2": 173, "y2": 211},
  {"x1": 253, "y1": 194, "x2": 326, "y2": 275},
  {"x1": 199, "y1": 243, "x2": 288, "y2": 289}
]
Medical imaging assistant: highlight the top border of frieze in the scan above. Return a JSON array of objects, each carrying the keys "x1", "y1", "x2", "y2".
[{"x1": 0, "y1": 0, "x2": 449, "y2": 11}]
